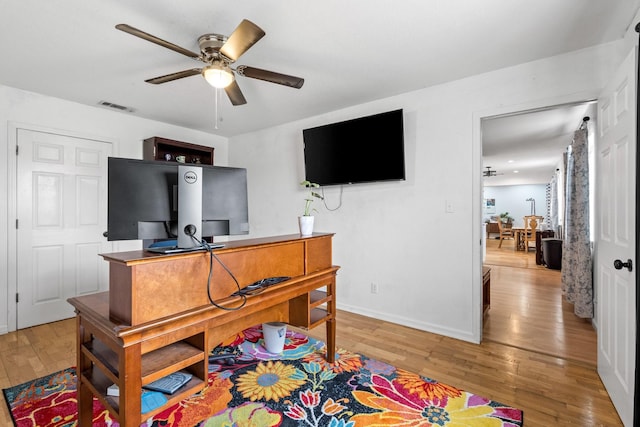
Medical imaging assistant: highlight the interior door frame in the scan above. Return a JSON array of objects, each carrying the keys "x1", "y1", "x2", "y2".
[
  {"x1": 6, "y1": 122, "x2": 117, "y2": 333},
  {"x1": 472, "y1": 91, "x2": 601, "y2": 343},
  {"x1": 634, "y1": 24, "x2": 640, "y2": 425}
]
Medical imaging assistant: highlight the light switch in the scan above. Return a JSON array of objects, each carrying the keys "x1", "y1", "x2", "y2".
[{"x1": 446, "y1": 200, "x2": 454, "y2": 213}]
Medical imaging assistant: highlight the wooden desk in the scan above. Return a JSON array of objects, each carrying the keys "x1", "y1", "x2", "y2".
[{"x1": 68, "y1": 233, "x2": 338, "y2": 427}]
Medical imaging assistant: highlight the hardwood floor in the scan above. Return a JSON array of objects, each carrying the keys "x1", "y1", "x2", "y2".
[
  {"x1": 483, "y1": 237, "x2": 597, "y2": 365},
  {"x1": 0, "y1": 245, "x2": 621, "y2": 426},
  {"x1": 0, "y1": 319, "x2": 76, "y2": 424},
  {"x1": 308, "y1": 311, "x2": 621, "y2": 426}
]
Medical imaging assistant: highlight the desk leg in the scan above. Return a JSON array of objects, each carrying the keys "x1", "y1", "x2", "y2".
[
  {"x1": 326, "y1": 319, "x2": 336, "y2": 363},
  {"x1": 326, "y1": 278, "x2": 337, "y2": 363},
  {"x1": 76, "y1": 315, "x2": 93, "y2": 426},
  {"x1": 77, "y1": 381, "x2": 93, "y2": 426},
  {"x1": 119, "y1": 344, "x2": 142, "y2": 427}
]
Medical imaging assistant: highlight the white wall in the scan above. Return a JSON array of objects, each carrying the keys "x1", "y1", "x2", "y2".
[
  {"x1": 0, "y1": 85, "x2": 229, "y2": 332},
  {"x1": 483, "y1": 184, "x2": 548, "y2": 227},
  {"x1": 229, "y1": 40, "x2": 626, "y2": 343}
]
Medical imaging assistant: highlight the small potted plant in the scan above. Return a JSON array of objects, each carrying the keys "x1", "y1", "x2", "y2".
[
  {"x1": 299, "y1": 180, "x2": 323, "y2": 235},
  {"x1": 499, "y1": 212, "x2": 514, "y2": 226}
]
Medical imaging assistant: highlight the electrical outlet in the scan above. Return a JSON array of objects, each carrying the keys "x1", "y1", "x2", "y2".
[{"x1": 370, "y1": 283, "x2": 379, "y2": 294}]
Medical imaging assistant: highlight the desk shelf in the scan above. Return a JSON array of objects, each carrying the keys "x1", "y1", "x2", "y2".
[
  {"x1": 81, "y1": 366, "x2": 120, "y2": 415},
  {"x1": 142, "y1": 376, "x2": 205, "y2": 420},
  {"x1": 82, "y1": 339, "x2": 119, "y2": 382},
  {"x1": 310, "y1": 289, "x2": 330, "y2": 306},
  {"x1": 82, "y1": 364, "x2": 206, "y2": 424},
  {"x1": 80, "y1": 331, "x2": 206, "y2": 424},
  {"x1": 141, "y1": 340, "x2": 205, "y2": 384},
  {"x1": 289, "y1": 288, "x2": 334, "y2": 330},
  {"x1": 309, "y1": 308, "x2": 331, "y2": 329}
]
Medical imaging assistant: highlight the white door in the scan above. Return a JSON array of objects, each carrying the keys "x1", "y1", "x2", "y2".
[
  {"x1": 596, "y1": 47, "x2": 637, "y2": 426},
  {"x1": 16, "y1": 129, "x2": 112, "y2": 328}
]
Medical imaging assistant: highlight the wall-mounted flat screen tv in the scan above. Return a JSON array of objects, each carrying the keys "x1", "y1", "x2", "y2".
[{"x1": 303, "y1": 109, "x2": 405, "y2": 186}]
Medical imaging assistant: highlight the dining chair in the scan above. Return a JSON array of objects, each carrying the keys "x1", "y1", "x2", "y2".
[
  {"x1": 496, "y1": 219, "x2": 514, "y2": 248},
  {"x1": 523, "y1": 215, "x2": 543, "y2": 251}
]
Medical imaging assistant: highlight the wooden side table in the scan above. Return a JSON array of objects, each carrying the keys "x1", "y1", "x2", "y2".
[{"x1": 482, "y1": 266, "x2": 491, "y2": 316}]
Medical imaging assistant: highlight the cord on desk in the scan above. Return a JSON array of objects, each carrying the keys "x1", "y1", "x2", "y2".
[{"x1": 190, "y1": 235, "x2": 247, "y2": 311}]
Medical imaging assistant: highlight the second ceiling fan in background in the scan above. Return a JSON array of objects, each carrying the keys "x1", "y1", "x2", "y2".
[{"x1": 116, "y1": 19, "x2": 304, "y2": 105}]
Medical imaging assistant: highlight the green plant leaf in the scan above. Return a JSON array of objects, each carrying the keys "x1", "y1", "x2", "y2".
[{"x1": 300, "y1": 181, "x2": 322, "y2": 215}]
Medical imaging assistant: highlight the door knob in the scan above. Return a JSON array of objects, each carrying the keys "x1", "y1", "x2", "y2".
[{"x1": 613, "y1": 259, "x2": 633, "y2": 272}]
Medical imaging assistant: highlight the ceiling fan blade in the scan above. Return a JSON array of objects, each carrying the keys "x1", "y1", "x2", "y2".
[
  {"x1": 237, "y1": 66, "x2": 304, "y2": 89},
  {"x1": 219, "y1": 19, "x2": 265, "y2": 61},
  {"x1": 224, "y1": 80, "x2": 247, "y2": 105},
  {"x1": 145, "y1": 68, "x2": 202, "y2": 84},
  {"x1": 116, "y1": 24, "x2": 201, "y2": 59}
]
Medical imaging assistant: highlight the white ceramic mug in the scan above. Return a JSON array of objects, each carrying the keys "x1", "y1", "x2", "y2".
[{"x1": 262, "y1": 322, "x2": 287, "y2": 353}]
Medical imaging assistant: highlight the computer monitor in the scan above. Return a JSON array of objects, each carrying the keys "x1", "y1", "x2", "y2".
[{"x1": 106, "y1": 157, "x2": 249, "y2": 248}]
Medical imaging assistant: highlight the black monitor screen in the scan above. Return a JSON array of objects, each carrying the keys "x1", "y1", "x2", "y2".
[
  {"x1": 107, "y1": 157, "x2": 249, "y2": 243},
  {"x1": 303, "y1": 109, "x2": 405, "y2": 186}
]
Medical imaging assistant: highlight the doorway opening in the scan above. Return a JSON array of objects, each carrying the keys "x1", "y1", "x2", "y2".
[{"x1": 480, "y1": 100, "x2": 597, "y2": 365}]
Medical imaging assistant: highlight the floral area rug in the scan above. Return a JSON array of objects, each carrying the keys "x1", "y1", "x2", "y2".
[{"x1": 3, "y1": 326, "x2": 523, "y2": 426}]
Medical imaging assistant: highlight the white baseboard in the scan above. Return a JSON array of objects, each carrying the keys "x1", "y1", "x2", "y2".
[{"x1": 336, "y1": 302, "x2": 478, "y2": 344}]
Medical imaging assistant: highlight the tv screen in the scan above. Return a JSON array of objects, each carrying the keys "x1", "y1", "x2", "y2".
[
  {"x1": 303, "y1": 109, "x2": 405, "y2": 186},
  {"x1": 107, "y1": 157, "x2": 249, "y2": 245}
]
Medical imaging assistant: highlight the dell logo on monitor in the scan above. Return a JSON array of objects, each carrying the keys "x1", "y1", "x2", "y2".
[{"x1": 183, "y1": 170, "x2": 198, "y2": 184}]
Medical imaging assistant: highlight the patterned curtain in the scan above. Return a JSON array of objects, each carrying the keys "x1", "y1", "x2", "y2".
[
  {"x1": 561, "y1": 129, "x2": 593, "y2": 318},
  {"x1": 549, "y1": 174, "x2": 559, "y2": 232}
]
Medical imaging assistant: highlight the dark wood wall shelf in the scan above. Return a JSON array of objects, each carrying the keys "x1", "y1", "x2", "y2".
[{"x1": 143, "y1": 136, "x2": 214, "y2": 165}]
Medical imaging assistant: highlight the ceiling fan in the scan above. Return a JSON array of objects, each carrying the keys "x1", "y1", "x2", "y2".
[
  {"x1": 483, "y1": 166, "x2": 503, "y2": 177},
  {"x1": 115, "y1": 20, "x2": 304, "y2": 106}
]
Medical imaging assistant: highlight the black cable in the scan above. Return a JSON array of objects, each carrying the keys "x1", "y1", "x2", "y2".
[
  {"x1": 230, "y1": 277, "x2": 290, "y2": 297},
  {"x1": 189, "y1": 234, "x2": 247, "y2": 311},
  {"x1": 163, "y1": 221, "x2": 177, "y2": 238}
]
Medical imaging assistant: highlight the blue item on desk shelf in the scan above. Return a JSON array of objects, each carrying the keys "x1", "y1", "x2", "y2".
[{"x1": 141, "y1": 391, "x2": 167, "y2": 414}]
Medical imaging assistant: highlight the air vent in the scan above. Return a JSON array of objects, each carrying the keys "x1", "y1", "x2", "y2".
[{"x1": 98, "y1": 100, "x2": 135, "y2": 113}]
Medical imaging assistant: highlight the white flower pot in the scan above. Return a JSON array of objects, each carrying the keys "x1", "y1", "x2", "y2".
[{"x1": 298, "y1": 216, "x2": 314, "y2": 236}]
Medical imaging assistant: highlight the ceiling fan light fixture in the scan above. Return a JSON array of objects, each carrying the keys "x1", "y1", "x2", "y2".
[{"x1": 203, "y1": 62, "x2": 234, "y2": 88}]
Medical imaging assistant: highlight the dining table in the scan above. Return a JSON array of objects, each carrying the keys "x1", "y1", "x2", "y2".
[{"x1": 511, "y1": 227, "x2": 526, "y2": 251}]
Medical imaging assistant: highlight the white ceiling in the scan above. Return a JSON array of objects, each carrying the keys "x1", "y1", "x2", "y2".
[
  {"x1": 1, "y1": 0, "x2": 638, "y2": 140},
  {"x1": 482, "y1": 101, "x2": 597, "y2": 186}
]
